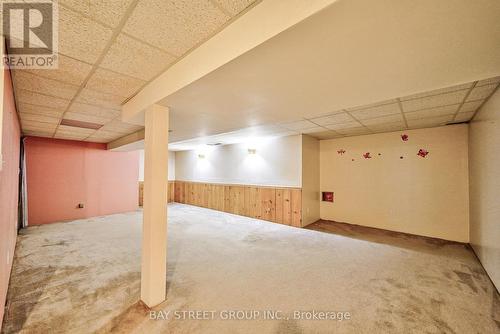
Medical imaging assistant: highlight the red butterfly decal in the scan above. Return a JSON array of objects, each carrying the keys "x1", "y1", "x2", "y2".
[
  {"x1": 363, "y1": 152, "x2": 372, "y2": 159},
  {"x1": 417, "y1": 149, "x2": 429, "y2": 158},
  {"x1": 401, "y1": 134, "x2": 409, "y2": 141}
]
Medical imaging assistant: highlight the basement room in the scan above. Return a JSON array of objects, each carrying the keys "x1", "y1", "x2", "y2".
[{"x1": 0, "y1": 0, "x2": 499, "y2": 333}]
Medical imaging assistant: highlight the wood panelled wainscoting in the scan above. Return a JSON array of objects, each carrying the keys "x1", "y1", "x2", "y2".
[
  {"x1": 139, "y1": 181, "x2": 302, "y2": 227},
  {"x1": 138, "y1": 181, "x2": 175, "y2": 206},
  {"x1": 175, "y1": 181, "x2": 302, "y2": 227}
]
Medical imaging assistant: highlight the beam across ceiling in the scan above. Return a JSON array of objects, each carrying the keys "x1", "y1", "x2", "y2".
[{"x1": 121, "y1": 0, "x2": 338, "y2": 124}]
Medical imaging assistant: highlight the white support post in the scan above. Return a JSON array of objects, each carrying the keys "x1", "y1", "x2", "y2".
[{"x1": 141, "y1": 104, "x2": 169, "y2": 307}]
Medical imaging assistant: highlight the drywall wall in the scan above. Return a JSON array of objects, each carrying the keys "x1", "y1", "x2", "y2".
[
  {"x1": 138, "y1": 150, "x2": 175, "y2": 181},
  {"x1": 25, "y1": 137, "x2": 139, "y2": 225},
  {"x1": 0, "y1": 67, "x2": 20, "y2": 329},
  {"x1": 175, "y1": 135, "x2": 302, "y2": 187},
  {"x1": 320, "y1": 125, "x2": 469, "y2": 242},
  {"x1": 301, "y1": 135, "x2": 320, "y2": 226},
  {"x1": 469, "y1": 88, "x2": 500, "y2": 289}
]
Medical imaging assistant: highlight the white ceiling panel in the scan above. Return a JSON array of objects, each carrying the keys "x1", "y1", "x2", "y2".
[
  {"x1": 360, "y1": 113, "x2": 404, "y2": 126},
  {"x1": 100, "y1": 34, "x2": 177, "y2": 81},
  {"x1": 400, "y1": 83, "x2": 472, "y2": 101},
  {"x1": 407, "y1": 115, "x2": 454, "y2": 129},
  {"x1": 309, "y1": 112, "x2": 354, "y2": 126},
  {"x1": 122, "y1": 0, "x2": 230, "y2": 56},
  {"x1": 324, "y1": 121, "x2": 362, "y2": 130},
  {"x1": 404, "y1": 104, "x2": 459, "y2": 120},
  {"x1": 348, "y1": 102, "x2": 400, "y2": 120},
  {"x1": 466, "y1": 84, "x2": 498, "y2": 101},
  {"x1": 459, "y1": 100, "x2": 485, "y2": 113},
  {"x1": 401, "y1": 90, "x2": 468, "y2": 113}
]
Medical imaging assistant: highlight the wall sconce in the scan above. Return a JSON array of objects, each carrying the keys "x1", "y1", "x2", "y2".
[
  {"x1": 198, "y1": 154, "x2": 205, "y2": 159},
  {"x1": 247, "y1": 148, "x2": 257, "y2": 154}
]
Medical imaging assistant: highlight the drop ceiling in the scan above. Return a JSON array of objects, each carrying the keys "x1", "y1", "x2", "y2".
[
  {"x1": 168, "y1": 77, "x2": 499, "y2": 150},
  {"x1": 5, "y1": 0, "x2": 500, "y2": 147},
  {"x1": 7, "y1": 0, "x2": 259, "y2": 142}
]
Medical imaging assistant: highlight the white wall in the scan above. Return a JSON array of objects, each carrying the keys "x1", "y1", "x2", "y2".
[
  {"x1": 301, "y1": 135, "x2": 320, "y2": 226},
  {"x1": 139, "y1": 150, "x2": 175, "y2": 181},
  {"x1": 469, "y1": 88, "x2": 500, "y2": 289},
  {"x1": 320, "y1": 125, "x2": 470, "y2": 242},
  {"x1": 175, "y1": 135, "x2": 302, "y2": 187}
]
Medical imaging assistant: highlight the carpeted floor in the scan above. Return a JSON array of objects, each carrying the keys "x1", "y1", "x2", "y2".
[{"x1": 2, "y1": 203, "x2": 499, "y2": 333}]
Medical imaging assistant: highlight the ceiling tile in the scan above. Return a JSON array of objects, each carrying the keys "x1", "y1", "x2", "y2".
[
  {"x1": 16, "y1": 89, "x2": 70, "y2": 111},
  {"x1": 59, "y1": 6, "x2": 113, "y2": 63},
  {"x1": 85, "y1": 68, "x2": 146, "y2": 98},
  {"x1": 100, "y1": 120, "x2": 143, "y2": 134},
  {"x1": 58, "y1": 0, "x2": 135, "y2": 28},
  {"x1": 19, "y1": 113, "x2": 60, "y2": 124},
  {"x1": 306, "y1": 130, "x2": 341, "y2": 140},
  {"x1": 400, "y1": 83, "x2": 472, "y2": 101},
  {"x1": 367, "y1": 121, "x2": 406, "y2": 133},
  {"x1": 459, "y1": 100, "x2": 484, "y2": 113},
  {"x1": 407, "y1": 115, "x2": 453, "y2": 129},
  {"x1": 476, "y1": 76, "x2": 500, "y2": 87},
  {"x1": 360, "y1": 113, "x2": 403, "y2": 126},
  {"x1": 404, "y1": 104, "x2": 459, "y2": 120},
  {"x1": 57, "y1": 125, "x2": 96, "y2": 136},
  {"x1": 401, "y1": 90, "x2": 468, "y2": 112},
  {"x1": 54, "y1": 132, "x2": 89, "y2": 141},
  {"x1": 279, "y1": 120, "x2": 317, "y2": 131},
  {"x1": 213, "y1": 0, "x2": 256, "y2": 16},
  {"x1": 13, "y1": 72, "x2": 79, "y2": 100},
  {"x1": 346, "y1": 99, "x2": 398, "y2": 112},
  {"x1": 17, "y1": 103, "x2": 65, "y2": 118},
  {"x1": 301, "y1": 126, "x2": 328, "y2": 134},
  {"x1": 348, "y1": 102, "x2": 400, "y2": 120},
  {"x1": 123, "y1": 0, "x2": 230, "y2": 56},
  {"x1": 324, "y1": 121, "x2": 361, "y2": 130},
  {"x1": 75, "y1": 89, "x2": 125, "y2": 110},
  {"x1": 21, "y1": 120, "x2": 58, "y2": 132},
  {"x1": 454, "y1": 112, "x2": 475, "y2": 123},
  {"x1": 64, "y1": 112, "x2": 114, "y2": 124},
  {"x1": 335, "y1": 127, "x2": 371, "y2": 136},
  {"x1": 22, "y1": 130, "x2": 54, "y2": 138},
  {"x1": 310, "y1": 112, "x2": 353, "y2": 126},
  {"x1": 22, "y1": 54, "x2": 93, "y2": 86},
  {"x1": 466, "y1": 84, "x2": 498, "y2": 101},
  {"x1": 100, "y1": 34, "x2": 177, "y2": 81},
  {"x1": 69, "y1": 102, "x2": 121, "y2": 118}
]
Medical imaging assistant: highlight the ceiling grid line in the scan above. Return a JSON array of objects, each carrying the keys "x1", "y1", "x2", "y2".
[
  {"x1": 451, "y1": 82, "x2": 477, "y2": 122},
  {"x1": 468, "y1": 83, "x2": 500, "y2": 121},
  {"x1": 396, "y1": 98, "x2": 409, "y2": 129},
  {"x1": 51, "y1": 0, "x2": 143, "y2": 139}
]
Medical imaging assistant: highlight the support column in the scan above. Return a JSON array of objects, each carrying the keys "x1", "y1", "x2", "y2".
[{"x1": 141, "y1": 104, "x2": 169, "y2": 307}]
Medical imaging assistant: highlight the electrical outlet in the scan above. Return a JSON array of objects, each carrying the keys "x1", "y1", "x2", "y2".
[{"x1": 77, "y1": 203, "x2": 84, "y2": 209}]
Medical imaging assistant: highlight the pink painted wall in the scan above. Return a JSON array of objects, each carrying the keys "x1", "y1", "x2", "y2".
[
  {"x1": 25, "y1": 137, "x2": 139, "y2": 225},
  {"x1": 0, "y1": 68, "x2": 21, "y2": 329}
]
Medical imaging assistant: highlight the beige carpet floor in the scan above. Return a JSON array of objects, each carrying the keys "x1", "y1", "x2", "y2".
[{"x1": 2, "y1": 203, "x2": 499, "y2": 333}]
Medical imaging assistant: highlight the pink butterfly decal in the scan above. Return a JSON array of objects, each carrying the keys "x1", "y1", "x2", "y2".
[
  {"x1": 417, "y1": 149, "x2": 429, "y2": 158},
  {"x1": 337, "y1": 149, "x2": 346, "y2": 155},
  {"x1": 363, "y1": 152, "x2": 372, "y2": 159},
  {"x1": 401, "y1": 134, "x2": 409, "y2": 141}
]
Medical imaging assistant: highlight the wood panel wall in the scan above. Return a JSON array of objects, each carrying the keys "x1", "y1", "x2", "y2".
[
  {"x1": 173, "y1": 181, "x2": 302, "y2": 227},
  {"x1": 139, "y1": 181, "x2": 175, "y2": 206}
]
